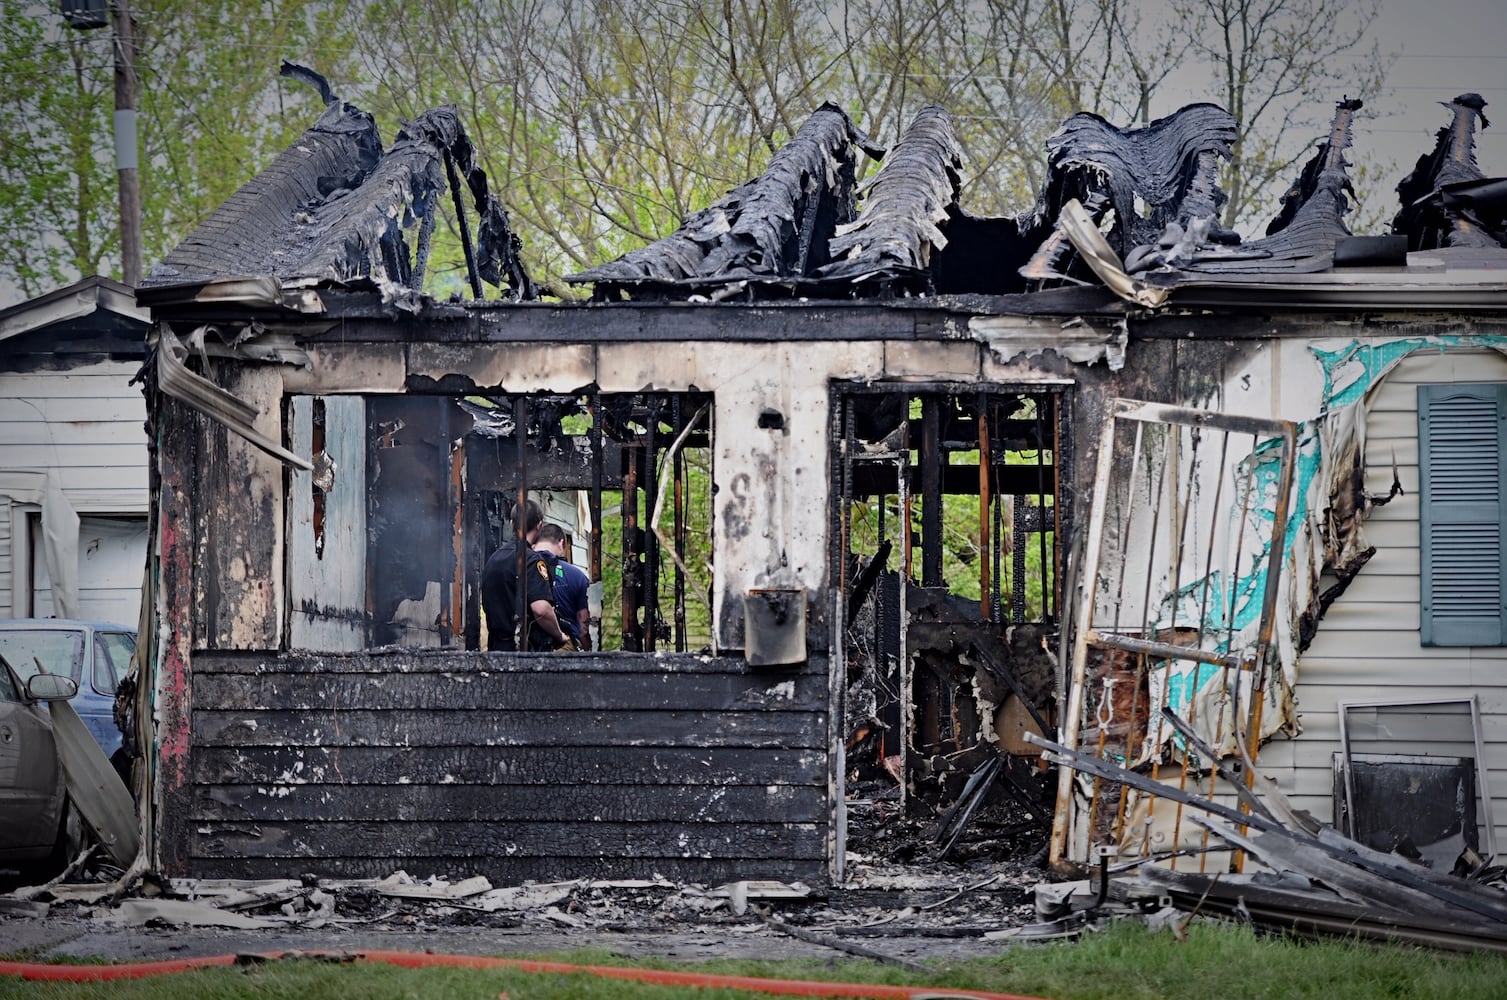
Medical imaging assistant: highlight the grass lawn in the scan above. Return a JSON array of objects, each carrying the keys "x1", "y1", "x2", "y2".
[{"x1": 3, "y1": 920, "x2": 1507, "y2": 999}]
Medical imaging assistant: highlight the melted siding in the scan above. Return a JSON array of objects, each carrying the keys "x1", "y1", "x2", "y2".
[{"x1": 1285, "y1": 348, "x2": 1507, "y2": 850}]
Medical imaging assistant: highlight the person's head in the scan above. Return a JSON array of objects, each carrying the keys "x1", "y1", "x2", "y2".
[
  {"x1": 512, "y1": 499, "x2": 544, "y2": 543},
  {"x1": 534, "y1": 521, "x2": 566, "y2": 557}
]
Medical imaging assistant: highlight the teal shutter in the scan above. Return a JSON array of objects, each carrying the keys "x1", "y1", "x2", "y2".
[{"x1": 1419, "y1": 383, "x2": 1507, "y2": 646}]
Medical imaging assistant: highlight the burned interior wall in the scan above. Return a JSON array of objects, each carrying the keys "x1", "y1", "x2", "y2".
[{"x1": 1064, "y1": 317, "x2": 1507, "y2": 856}]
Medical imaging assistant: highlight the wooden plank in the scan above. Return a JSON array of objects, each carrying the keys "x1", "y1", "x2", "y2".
[
  {"x1": 192, "y1": 669, "x2": 828, "y2": 713},
  {"x1": 192, "y1": 649, "x2": 828, "y2": 678},
  {"x1": 288, "y1": 396, "x2": 367, "y2": 651},
  {"x1": 3, "y1": 444, "x2": 148, "y2": 468},
  {"x1": 193, "y1": 745, "x2": 827, "y2": 786},
  {"x1": 156, "y1": 397, "x2": 201, "y2": 877},
  {"x1": 192, "y1": 782, "x2": 825, "y2": 823},
  {"x1": 198, "y1": 366, "x2": 284, "y2": 650},
  {"x1": 192, "y1": 708, "x2": 827, "y2": 749},
  {"x1": 0, "y1": 367, "x2": 141, "y2": 397},
  {"x1": 0, "y1": 422, "x2": 148, "y2": 447},
  {"x1": 183, "y1": 853, "x2": 824, "y2": 884},
  {"x1": 190, "y1": 820, "x2": 824, "y2": 860}
]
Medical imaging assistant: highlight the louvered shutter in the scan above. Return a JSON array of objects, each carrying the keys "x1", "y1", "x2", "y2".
[{"x1": 1419, "y1": 383, "x2": 1507, "y2": 646}]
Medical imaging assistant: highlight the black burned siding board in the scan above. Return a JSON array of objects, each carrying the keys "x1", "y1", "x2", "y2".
[{"x1": 187, "y1": 650, "x2": 828, "y2": 882}]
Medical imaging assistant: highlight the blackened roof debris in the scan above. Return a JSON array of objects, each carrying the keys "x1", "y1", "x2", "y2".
[
  {"x1": 147, "y1": 62, "x2": 1507, "y2": 310},
  {"x1": 146, "y1": 62, "x2": 534, "y2": 301},
  {"x1": 1139, "y1": 98, "x2": 1364, "y2": 278},
  {"x1": 1038, "y1": 103, "x2": 1239, "y2": 259},
  {"x1": 812, "y1": 105, "x2": 962, "y2": 293},
  {"x1": 565, "y1": 102, "x2": 882, "y2": 297},
  {"x1": 1394, "y1": 94, "x2": 1507, "y2": 251}
]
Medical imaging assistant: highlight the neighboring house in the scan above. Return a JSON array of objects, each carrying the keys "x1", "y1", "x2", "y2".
[
  {"x1": 128, "y1": 69, "x2": 1507, "y2": 885},
  {"x1": 0, "y1": 277, "x2": 150, "y2": 627}
]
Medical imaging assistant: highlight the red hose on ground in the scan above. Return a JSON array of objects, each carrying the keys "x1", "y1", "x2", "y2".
[{"x1": 0, "y1": 948, "x2": 1049, "y2": 999}]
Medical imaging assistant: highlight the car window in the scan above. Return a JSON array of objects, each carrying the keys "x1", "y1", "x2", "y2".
[
  {"x1": 0, "y1": 658, "x2": 18, "y2": 702},
  {"x1": 0, "y1": 629, "x2": 85, "y2": 686},
  {"x1": 94, "y1": 631, "x2": 136, "y2": 695}
]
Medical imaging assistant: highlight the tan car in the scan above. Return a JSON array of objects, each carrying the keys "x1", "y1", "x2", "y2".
[{"x1": 0, "y1": 658, "x2": 79, "y2": 870}]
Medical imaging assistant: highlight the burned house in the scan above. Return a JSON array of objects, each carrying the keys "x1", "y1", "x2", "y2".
[{"x1": 128, "y1": 69, "x2": 1507, "y2": 887}]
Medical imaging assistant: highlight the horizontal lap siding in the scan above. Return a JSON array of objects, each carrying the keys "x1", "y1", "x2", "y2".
[
  {"x1": 1274, "y1": 349, "x2": 1507, "y2": 847},
  {"x1": 0, "y1": 365, "x2": 148, "y2": 620},
  {"x1": 188, "y1": 651, "x2": 829, "y2": 883}
]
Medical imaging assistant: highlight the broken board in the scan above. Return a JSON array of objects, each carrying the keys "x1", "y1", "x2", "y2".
[{"x1": 52, "y1": 699, "x2": 139, "y2": 867}]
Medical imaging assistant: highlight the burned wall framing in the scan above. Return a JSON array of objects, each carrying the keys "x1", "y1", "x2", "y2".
[{"x1": 829, "y1": 379, "x2": 1070, "y2": 826}]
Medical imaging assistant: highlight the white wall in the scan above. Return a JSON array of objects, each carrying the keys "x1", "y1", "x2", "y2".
[
  {"x1": 0, "y1": 361, "x2": 148, "y2": 624},
  {"x1": 1265, "y1": 348, "x2": 1507, "y2": 852}
]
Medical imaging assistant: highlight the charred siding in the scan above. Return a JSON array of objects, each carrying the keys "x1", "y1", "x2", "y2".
[{"x1": 186, "y1": 651, "x2": 828, "y2": 882}]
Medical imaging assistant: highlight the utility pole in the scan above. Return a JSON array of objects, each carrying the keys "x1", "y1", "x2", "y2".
[
  {"x1": 60, "y1": 0, "x2": 141, "y2": 286},
  {"x1": 111, "y1": 0, "x2": 142, "y2": 287}
]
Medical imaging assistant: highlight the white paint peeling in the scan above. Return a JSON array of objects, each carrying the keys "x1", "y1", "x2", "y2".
[
  {"x1": 971, "y1": 314, "x2": 1127, "y2": 370},
  {"x1": 769, "y1": 680, "x2": 796, "y2": 700}
]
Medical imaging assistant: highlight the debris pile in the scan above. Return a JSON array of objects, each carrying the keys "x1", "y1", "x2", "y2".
[{"x1": 1011, "y1": 711, "x2": 1507, "y2": 954}]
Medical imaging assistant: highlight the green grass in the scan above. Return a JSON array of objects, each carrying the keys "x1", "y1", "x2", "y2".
[{"x1": 5, "y1": 922, "x2": 1507, "y2": 999}]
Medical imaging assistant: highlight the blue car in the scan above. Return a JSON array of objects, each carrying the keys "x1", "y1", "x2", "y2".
[{"x1": 0, "y1": 619, "x2": 135, "y2": 764}]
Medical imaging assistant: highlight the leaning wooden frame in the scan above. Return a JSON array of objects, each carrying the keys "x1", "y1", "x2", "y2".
[{"x1": 1050, "y1": 398, "x2": 1298, "y2": 873}]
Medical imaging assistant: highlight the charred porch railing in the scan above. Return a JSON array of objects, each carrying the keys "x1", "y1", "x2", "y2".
[{"x1": 1050, "y1": 398, "x2": 1297, "y2": 872}]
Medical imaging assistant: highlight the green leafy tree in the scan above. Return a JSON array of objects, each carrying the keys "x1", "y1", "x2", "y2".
[
  {"x1": 0, "y1": 3, "x2": 117, "y2": 296},
  {"x1": 0, "y1": 0, "x2": 1393, "y2": 304}
]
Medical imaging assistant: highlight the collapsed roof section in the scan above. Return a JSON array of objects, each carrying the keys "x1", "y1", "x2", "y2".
[
  {"x1": 1394, "y1": 94, "x2": 1507, "y2": 252},
  {"x1": 813, "y1": 105, "x2": 962, "y2": 292},
  {"x1": 146, "y1": 63, "x2": 534, "y2": 303},
  {"x1": 564, "y1": 102, "x2": 883, "y2": 298},
  {"x1": 568, "y1": 101, "x2": 1243, "y2": 301},
  {"x1": 144, "y1": 61, "x2": 1506, "y2": 312},
  {"x1": 1037, "y1": 103, "x2": 1239, "y2": 259},
  {"x1": 1135, "y1": 98, "x2": 1364, "y2": 279}
]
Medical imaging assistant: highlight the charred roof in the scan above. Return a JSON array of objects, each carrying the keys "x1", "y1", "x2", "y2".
[
  {"x1": 145, "y1": 66, "x2": 1507, "y2": 315},
  {"x1": 146, "y1": 63, "x2": 533, "y2": 303}
]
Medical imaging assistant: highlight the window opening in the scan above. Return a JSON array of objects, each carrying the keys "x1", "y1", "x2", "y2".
[{"x1": 461, "y1": 390, "x2": 714, "y2": 653}]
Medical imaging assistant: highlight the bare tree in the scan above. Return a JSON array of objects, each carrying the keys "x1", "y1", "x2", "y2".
[{"x1": 1175, "y1": 0, "x2": 1391, "y2": 230}]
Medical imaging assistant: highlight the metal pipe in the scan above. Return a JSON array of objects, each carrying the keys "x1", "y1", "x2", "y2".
[{"x1": 977, "y1": 393, "x2": 991, "y2": 620}]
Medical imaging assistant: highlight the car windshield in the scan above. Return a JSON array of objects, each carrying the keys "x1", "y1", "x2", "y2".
[{"x1": 0, "y1": 629, "x2": 85, "y2": 685}]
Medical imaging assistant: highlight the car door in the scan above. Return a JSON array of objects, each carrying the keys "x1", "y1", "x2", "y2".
[{"x1": 0, "y1": 657, "x2": 64, "y2": 858}]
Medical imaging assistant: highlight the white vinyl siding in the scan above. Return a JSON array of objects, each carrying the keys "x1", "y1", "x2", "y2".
[
  {"x1": 0, "y1": 362, "x2": 148, "y2": 621},
  {"x1": 1271, "y1": 348, "x2": 1507, "y2": 853},
  {"x1": 0, "y1": 501, "x2": 10, "y2": 618}
]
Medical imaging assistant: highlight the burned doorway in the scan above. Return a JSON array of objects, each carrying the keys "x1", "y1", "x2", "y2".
[{"x1": 832, "y1": 383, "x2": 1067, "y2": 862}]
